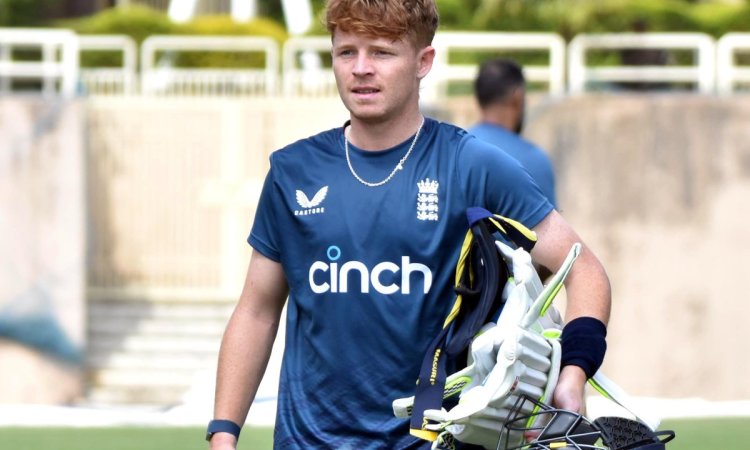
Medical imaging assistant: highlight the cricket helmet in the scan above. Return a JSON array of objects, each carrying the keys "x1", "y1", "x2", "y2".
[{"x1": 499, "y1": 395, "x2": 675, "y2": 450}]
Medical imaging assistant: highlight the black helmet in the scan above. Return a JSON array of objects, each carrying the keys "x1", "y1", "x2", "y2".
[{"x1": 499, "y1": 395, "x2": 676, "y2": 450}]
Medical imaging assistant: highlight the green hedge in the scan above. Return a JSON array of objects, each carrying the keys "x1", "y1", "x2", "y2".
[
  {"x1": 171, "y1": 15, "x2": 288, "y2": 69},
  {"x1": 305, "y1": 0, "x2": 750, "y2": 72},
  {"x1": 59, "y1": 5, "x2": 287, "y2": 69},
  {"x1": 429, "y1": 0, "x2": 750, "y2": 38},
  {"x1": 14, "y1": 1, "x2": 750, "y2": 70},
  {"x1": 8, "y1": 1, "x2": 750, "y2": 38},
  {"x1": 60, "y1": 5, "x2": 175, "y2": 44},
  {"x1": 429, "y1": 0, "x2": 750, "y2": 74},
  {"x1": 58, "y1": 5, "x2": 173, "y2": 68},
  {"x1": 249, "y1": 0, "x2": 750, "y2": 38},
  {"x1": 0, "y1": 0, "x2": 55, "y2": 26}
]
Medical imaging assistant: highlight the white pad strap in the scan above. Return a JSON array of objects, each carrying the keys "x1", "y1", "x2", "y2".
[{"x1": 589, "y1": 372, "x2": 662, "y2": 431}]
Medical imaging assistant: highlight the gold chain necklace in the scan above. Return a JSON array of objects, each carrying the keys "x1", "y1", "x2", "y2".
[{"x1": 344, "y1": 117, "x2": 425, "y2": 187}]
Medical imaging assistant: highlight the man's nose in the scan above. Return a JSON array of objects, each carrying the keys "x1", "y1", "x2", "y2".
[{"x1": 352, "y1": 54, "x2": 373, "y2": 75}]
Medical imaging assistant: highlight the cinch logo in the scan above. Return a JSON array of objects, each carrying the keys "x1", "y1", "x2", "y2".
[{"x1": 308, "y1": 245, "x2": 433, "y2": 295}]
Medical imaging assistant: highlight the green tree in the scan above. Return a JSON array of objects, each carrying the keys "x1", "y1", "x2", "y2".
[{"x1": 0, "y1": 0, "x2": 56, "y2": 26}]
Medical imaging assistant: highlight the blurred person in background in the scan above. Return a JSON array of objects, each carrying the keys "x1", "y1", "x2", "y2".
[
  {"x1": 617, "y1": 19, "x2": 671, "y2": 91},
  {"x1": 469, "y1": 58, "x2": 557, "y2": 208},
  {"x1": 469, "y1": 58, "x2": 558, "y2": 280},
  {"x1": 207, "y1": 1, "x2": 611, "y2": 449}
]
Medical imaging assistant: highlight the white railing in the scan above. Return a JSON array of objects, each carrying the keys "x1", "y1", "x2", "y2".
[
  {"x1": 716, "y1": 33, "x2": 750, "y2": 95},
  {"x1": 117, "y1": 0, "x2": 231, "y2": 15},
  {"x1": 281, "y1": 32, "x2": 566, "y2": 99},
  {"x1": 140, "y1": 35, "x2": 279, "y2": 96},
  {"x1": 79, "y1": 34, "x2": 138, "y2": 95},
  {"x1": 568, "y1": 33, "x2": 716, "y2": 93},
  {"x1": 6, "y1": 28, "x2": 750, "y2": 96},
  {"x1": 0, "y1": 28, "x2": 79, "y2": 96},
  {"x1": 117, "y1": 0, "x2": 171, "y2": 10},
  {"x1": 430, "y1": 32, "x2": 567, "y2": 97},
  {"x1": 282, "y1": 36, "x2": 336, "y2": 97}
]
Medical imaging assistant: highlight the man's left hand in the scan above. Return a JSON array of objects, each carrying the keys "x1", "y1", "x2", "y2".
[{"x1": 552, "y1": 365, "x2": 588, "y2": 413}]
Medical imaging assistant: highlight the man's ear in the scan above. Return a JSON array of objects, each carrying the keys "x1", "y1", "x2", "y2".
[
  {"x1": 504, "y1": 87, "x2": 527, "y2": 134},
  {"x1": 417, "y1": 46, "x2": 436, "y2": 79},
  {"x1": 510, "y1": 86, "x2": 526, "y2": 110}
]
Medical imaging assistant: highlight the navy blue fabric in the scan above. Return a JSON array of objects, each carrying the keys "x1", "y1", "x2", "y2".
[
  {"x1": 468, "y1": 123, "x2": 557, "y2": 208},
  {"x1": 561, "y1": 316, "x2": 608, "y2": 378},
  {"x1": 206, "y1": 419, "x2": 242, "y2": 440},
  {"x1": 248, "y1": 117, "x2": 553, "y2": 449},
  {"x1": 465, "y1": 206, "x2": 492, "y2": 227},
  {"x1": 410, "y1": 214, "x2": 508, "y2": 433}
]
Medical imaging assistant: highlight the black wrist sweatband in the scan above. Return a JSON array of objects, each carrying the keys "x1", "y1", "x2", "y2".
[
  {"x1": 205, "y1": 419, "x2": 242, "y2": 442},
  {"x1": 560, "y1": 316, "x2": 607, "y2": 379}
]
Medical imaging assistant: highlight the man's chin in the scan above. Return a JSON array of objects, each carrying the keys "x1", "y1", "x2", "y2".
[{"x1": 349, "y1": 109, "x2": 389, "y2": 124}]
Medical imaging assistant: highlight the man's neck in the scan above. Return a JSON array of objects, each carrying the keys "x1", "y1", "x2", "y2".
[
  {"x1": 480, "y1": 104, "x2": 516, "y2": 133},
  {"x1": 348, "y1": 112, "x2": 424, "y2": 151}
]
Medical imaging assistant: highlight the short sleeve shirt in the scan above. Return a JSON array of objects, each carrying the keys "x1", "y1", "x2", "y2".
[{"x1": 249, "y1": 117, "x2": 553, "y2": 449}]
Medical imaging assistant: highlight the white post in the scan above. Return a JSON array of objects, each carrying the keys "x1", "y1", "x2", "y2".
[
  {"x1": 280, "y1": 0, "x2": 314, "y2": 35},
  {"x1": 42, "y1": 43, "x2": 56, "y2": 96},
  {"x1": 168, "y1": 0, "x2": 199, "y2": 23},
  {"x1": 280, "y1": 0, "x2": 321, "y2": 92},
  {"x1": 0, "y1": 44, "x2": 10, "y2": 93},
  {"x1": 231, "y1": 0, "x2": 257, "y2": 23}
]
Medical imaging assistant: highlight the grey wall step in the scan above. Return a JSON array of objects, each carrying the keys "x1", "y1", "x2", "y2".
[{"x1": 86, "y1": 295, "x2": 234, "y2": 405}]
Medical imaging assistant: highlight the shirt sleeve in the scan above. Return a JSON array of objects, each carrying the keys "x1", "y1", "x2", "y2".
[
  {"x1": 247, "y1": 159, "x2": 283, "y2": 262},
  {"x1": 456, "y1": 133, "x2": 554, "y2": 229}
]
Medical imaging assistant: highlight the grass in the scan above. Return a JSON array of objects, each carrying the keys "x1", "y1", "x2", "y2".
[
  {"x1": 0, "y1": 418, "x2": 748, "y2": 449},
  {"x1": 661, "y1": 417, "x2": 750, "y2": 449},
  {"x1": 0, "y1": 426, "x2": 272, "y2": 450}
]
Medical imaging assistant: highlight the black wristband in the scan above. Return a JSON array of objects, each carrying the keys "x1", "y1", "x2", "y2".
[
  {"x1": 560, "y1": 316, "x2": 607, "y2": 379},
  {"x1": 205, "y1": 419, "x2": 242, "y2": 442}
]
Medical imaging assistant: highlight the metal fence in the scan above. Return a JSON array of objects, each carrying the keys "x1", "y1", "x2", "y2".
[
  {"x1": 140, "y1": 35, "x2": 279, "y2": 96},
  {"x1": 716, "y1": 33, "x2": 750, "y2": 95},
  {"x1": 568, "y1": 32, "x2": 716, "y2": 94},
  {"x1": 282, "y1": 36, "x2": 336, "y2": 97},
  {"x1": 79, "y1": 34, "x2": 138, "y2": 95},
  {"x1": 3, "y1": 28, "x2": 749, "y2": 97},
  {"x1": 118, "y1": 0, "x2": 231, "y2": 15},
  {"x1": 430, "y1": 32, "x2": 567, "y2": 97},
  {"x1": 0, "y1": 28, "x2": 79, "y2": 96}
]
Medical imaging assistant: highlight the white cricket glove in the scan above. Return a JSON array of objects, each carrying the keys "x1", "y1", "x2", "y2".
[
  {"x1": 423, "y1": 325, "x2": 561, "y2": 449},
  {"x1": 393, "y1": 242, "x2": 580, "y2": 450}
]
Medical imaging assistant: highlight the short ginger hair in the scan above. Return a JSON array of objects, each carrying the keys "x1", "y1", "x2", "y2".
[{"x1": 325, "y1": 0, "x2": 439, "y2": 48}]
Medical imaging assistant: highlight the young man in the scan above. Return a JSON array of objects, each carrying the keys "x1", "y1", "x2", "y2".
[
  {"x1": 208, "y1": 1, "x2": 611, "y2": 449},
  {"x1": 469, "y1": 58, "x2": 557, "y2": 208}
]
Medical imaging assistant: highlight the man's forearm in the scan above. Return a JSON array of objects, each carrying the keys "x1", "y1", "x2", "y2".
[
  {"x1": 561, "y1": 244, "x2": 611, "y2": 325},
  {"x1": 213, "y1": 304, "x2": 280, "y2": 430}
]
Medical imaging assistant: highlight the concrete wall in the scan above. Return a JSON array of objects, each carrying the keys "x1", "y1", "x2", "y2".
[
  {"x1": 0, "y1": 98, "x2": 86, "y2": 403},
  {"x1": 4, "y1": 93, "x2": 748, "y2": 404},
  {"x1": 83, "y1": 97, "x2": 350, "y2": 404},
  {"x1": 446, "y1": 93, "x2": 750, "y2": 400},
  {"x1": 521, "y1": 94, "x2": 750, "y2": 401},
  {"x1": 84, "y1": 97, "x2": 350, "y2": 293}
]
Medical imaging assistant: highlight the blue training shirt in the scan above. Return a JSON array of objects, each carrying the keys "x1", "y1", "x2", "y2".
[
  {"x1": 468, "y1": 122, "x2": 557, "y2": 208},
  {"x1": 249, "y1": 117, "x2": 553, "y2": 449}
]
